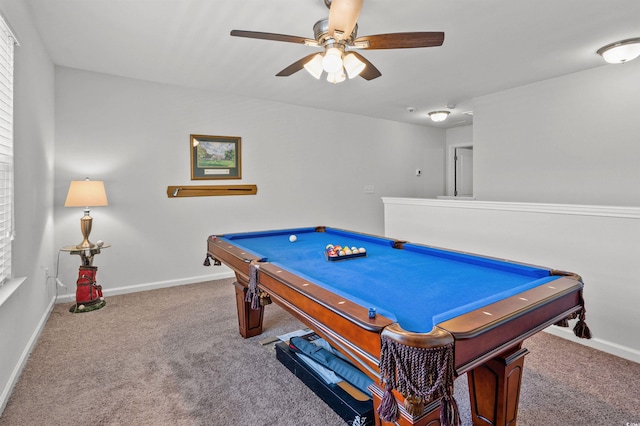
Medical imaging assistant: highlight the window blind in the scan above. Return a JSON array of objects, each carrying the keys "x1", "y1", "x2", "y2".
[{"x1": 0, "y1": 15, "x2": 17, "y2": 286}]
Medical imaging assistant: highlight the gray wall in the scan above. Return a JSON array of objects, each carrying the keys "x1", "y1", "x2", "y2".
[
  {"x1": 474, "y1": 59, "x2": 640, "y2": 206},
  {"x1": 0, "y1": 0, "x2": 55, "y2": 412},
  {"x1": 53, "y1": 68, "x2": 447, "y2": 299}
]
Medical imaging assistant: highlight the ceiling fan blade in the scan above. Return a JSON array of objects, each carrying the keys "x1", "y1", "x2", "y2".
[
  {"x1": 276, "y1": 53, "x2": 320, "y2": 77},
  {"x1": 328, "y1": 0, "x2": 363, "y2": 40},
  {"x1": 230, "y1": 30, "x2": 315, "y2": 45},
  {"x1": 354, "y1": 32, "x2": 444, "y2": 49},
  {"x1": 350, "y1": 52, "x2": 381, "y2": 81}
]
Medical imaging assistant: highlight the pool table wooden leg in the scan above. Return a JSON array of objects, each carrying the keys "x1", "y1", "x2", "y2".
[
  {"x1": 467, "y1": 344, "x2": 530, "y2": 426},
  {"x1": 233, "y1": 279, "x2": 264, "y2": 338}
]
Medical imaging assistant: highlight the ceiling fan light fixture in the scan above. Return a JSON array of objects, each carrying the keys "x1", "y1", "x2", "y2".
[
  {"x1": 322, "y1": 47, "x2": 344, "y2": 73},
  {"x1": 597, "y1": 38, "x2": 640, "y2": 64},
  {"x1": 326, "y1": 70, "x2": 346, "y2": 84},
  {"x1": 304, "y1": 54, "x2": 324, "y2": 79},
  {"x1": 429, "y1": 111, "x2": 450, "y2": 122},
  {"x1": 343, "y1": 53, "x2": 365, "y2": 79}
]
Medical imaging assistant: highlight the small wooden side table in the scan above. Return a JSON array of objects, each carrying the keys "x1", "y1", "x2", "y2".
[{"x1": 61, "y1": 243, "x2": 110, "y2": 313}]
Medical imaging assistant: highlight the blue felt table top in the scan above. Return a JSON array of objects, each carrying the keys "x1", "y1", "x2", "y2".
[{"x1": 220, "y1": 227, "x2": 560, "y2": 333}]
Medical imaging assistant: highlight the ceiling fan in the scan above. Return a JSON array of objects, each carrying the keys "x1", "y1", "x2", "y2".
[{"x1": 230, "y1": 0, "x2": 444, "y2": 83}]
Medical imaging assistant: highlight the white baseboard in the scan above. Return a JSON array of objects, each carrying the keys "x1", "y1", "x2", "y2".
[
  {"x1": 544, "y1": 327, "x2": 640, "y2": 364},
  {"x1": 55, "y1": 271, "x2": 235, "y2": 303}
]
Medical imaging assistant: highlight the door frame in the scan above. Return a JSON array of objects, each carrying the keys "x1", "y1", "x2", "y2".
[{"x1": 446, "y1": 142, "x2": 473, "y2": 197}]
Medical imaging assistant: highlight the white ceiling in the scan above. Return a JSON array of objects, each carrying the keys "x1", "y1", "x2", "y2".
[{"x1": 24, "y1": 0, "x2": 640, "y2": 128}]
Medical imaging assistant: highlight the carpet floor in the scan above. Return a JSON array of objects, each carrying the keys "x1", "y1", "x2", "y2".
[{"x1": 1, "y1": 279, "x2": 638, "y2": 425}]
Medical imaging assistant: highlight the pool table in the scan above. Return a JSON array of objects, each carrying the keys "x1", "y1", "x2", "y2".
[{"x1": 206, "y1": 226, "x2": 588, "y2": 426}]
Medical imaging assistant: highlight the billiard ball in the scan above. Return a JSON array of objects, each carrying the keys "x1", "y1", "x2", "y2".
[
  {"x1": 359, "y1": 247, "x2": 366, "y2": 253},
  {"x1": 289, "y1": 235, "x2": 297, "y2": 242}
]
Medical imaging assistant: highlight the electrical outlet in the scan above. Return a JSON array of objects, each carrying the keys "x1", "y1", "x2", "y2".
[
  {"x1": 41, "y1": 265, "x2": 53, "y2": 283},
  {"x1": 415, "y1": 169, "x2": 421, "y2": 177}
]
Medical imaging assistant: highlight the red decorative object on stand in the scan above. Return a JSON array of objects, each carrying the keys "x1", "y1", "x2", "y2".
[{"x1": 61, "y1": 243, "x2": 110, "y2": 313}]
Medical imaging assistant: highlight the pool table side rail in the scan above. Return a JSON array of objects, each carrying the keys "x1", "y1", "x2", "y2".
[
  {"x1": 258, "y1": 265, "x2": 389, "y2": 379},
  {"x1": 258, "y1": 263, "x2": 395, "y2": 334},
  {"x1": 437, "y1": 276, "x2": 583, "y2": 338},
  {"x1": 436, "y1": 275, "x2": 584, "y2": 374}
]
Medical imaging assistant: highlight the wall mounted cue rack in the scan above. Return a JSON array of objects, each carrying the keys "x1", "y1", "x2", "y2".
[{"x1": 167, "y1": 185, "x2": 257, "y2": 198}]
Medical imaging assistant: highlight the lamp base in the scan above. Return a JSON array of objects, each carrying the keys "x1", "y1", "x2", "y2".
[
  {"x1": 77, "y1": 212, "x2": 95, "y2": 249},
  {"x1": 75, "y1": 241, "x2": 97, "y2": 250}
]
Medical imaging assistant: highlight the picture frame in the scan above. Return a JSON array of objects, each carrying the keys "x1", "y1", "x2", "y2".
[{"x1": 190, "y1": 134, "x2": 241, "y2": 180}]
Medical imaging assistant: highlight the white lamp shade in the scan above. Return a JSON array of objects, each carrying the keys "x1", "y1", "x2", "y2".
[
  {"x1": 303, "y1": 54, "x2": 324, "y2": 79},
  {"x1": 429, "y1": 111, "x2": 450, "y2": 122},
  {"x1": 65, "y1": 180, "x2": 108, "y2": 207},
  {"x1": 343, "y1": 53, "x2": 366, "y2": 79},
  {"x1": 322, "y1": 48, "x2": 343, "y2": 73},
  {"x1": 598, "y1": 38, "x2": 640, "y2": 64}
]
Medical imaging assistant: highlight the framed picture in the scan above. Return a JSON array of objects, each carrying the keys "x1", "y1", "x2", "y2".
[{"x1": 190, "y1": 134, "x2": 241, "y2": 180}]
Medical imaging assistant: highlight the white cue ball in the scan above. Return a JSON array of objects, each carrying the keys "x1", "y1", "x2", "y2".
[{"x1": 289, "y1": 235, "x2": 297, "y2": 242}]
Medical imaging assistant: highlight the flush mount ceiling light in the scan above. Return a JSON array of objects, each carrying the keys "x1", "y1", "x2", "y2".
[
  {"x1": 429, "y1": 111, "x2": 450, "y2": 122},
  {"x1": 597, "y1": 38, "x2": 640, "y2": 64}
]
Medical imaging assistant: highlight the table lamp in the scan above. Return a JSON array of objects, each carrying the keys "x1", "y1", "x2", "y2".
[{"x1": 64, "y1": 178, "x2": 108, "y2": 249}]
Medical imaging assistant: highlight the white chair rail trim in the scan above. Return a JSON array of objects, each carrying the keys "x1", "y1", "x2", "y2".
[{"x1": 381, "y1": 198, "x2": 640, "y2": 220}]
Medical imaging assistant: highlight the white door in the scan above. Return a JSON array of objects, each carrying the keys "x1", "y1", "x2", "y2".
[{"x1": 455, "y1": 147, "x2": 473, "y2": 197}]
